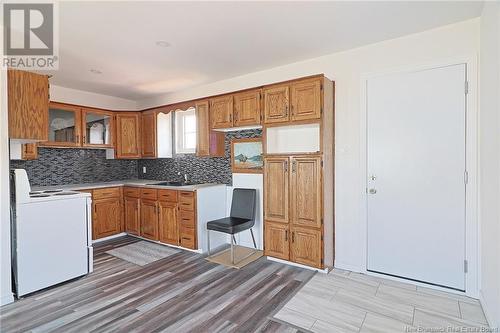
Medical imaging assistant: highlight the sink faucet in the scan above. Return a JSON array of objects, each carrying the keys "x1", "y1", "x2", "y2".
[{"x1": 184, "y1": 174, "x2": 189, "y2": 183}]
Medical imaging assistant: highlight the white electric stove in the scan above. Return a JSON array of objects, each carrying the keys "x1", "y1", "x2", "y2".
[{"x1": 11, "y1": 169, "x2": 93, "y2": 297}]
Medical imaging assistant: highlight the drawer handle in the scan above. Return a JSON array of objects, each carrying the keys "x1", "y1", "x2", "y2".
[{"x1": 182, "y1": 237, "x2": 191, "y2": 240}]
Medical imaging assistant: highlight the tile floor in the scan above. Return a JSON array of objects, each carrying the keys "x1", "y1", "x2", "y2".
[{"x1": 274, "y1": 269, "x2": 489, "y2": 333}]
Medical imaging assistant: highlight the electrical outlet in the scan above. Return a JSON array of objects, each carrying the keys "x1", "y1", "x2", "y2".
[{"x1": 142, "y1": 166, "x2": 147, "y2": 174}]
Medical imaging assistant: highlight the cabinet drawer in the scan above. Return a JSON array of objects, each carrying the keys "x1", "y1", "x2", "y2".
[
  {"x1": 158, "y1": 189, "x2": 178, "y2": 202},
  {"x1": 123, "y1": 187, "x2": 140, "y2": 198},
  {"x1": 140, "y1": 188, "x2": 158, "y2": 200},
  {"x1": 93, "y1": 187, "x2": 121, "y2": 200},
  {"x1": 179, "y1": 226, "x2": 196, "y2": 249},
  {"x1": 178, "y1": 210, "x2": 195, "y2": 228},
  {"x1": 178, "y1": 191, "x2": 195, "y2": 211}
]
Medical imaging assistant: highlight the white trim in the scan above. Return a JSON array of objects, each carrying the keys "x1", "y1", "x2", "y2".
[
  {"x1": 479, "y1": 290, "x2": 499, "y2": 329},
  {"x1": 266, "y1": 256, "x2": 329, "y2": 274},
  {"x1": 0, "y1": 294, "x2": 14, "y2": 306},
  {"x1": 91, "y1": 232, "x2": 127, "y2": 244},
  {"x1": 359, "y1": 55, "x2": 479, "y2": 298}
]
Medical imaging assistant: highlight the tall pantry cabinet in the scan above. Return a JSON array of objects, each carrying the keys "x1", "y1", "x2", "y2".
[{"x1": 263, "y1": 75, "x2": 334, "y2": 270}]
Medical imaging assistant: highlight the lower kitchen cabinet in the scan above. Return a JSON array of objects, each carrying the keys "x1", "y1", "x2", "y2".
[
  {"x1": 158, "y1": 201, "x2": 178, "y2": 245},
  {"x1": 124, "y1": 196, "x2": 140, "y2": 235},
  {"x1": 93, "y1": 197, "x2": 122, "y2": 240},
  {"x1": 140, "y1": 199, "x2": 158, "y2": 240},
  {"x1": 264, "y1": 221, "x2": 290, "y2": 260},
  {"x1": 290, "y1": 226, "x2": 322, "y2": 268}
]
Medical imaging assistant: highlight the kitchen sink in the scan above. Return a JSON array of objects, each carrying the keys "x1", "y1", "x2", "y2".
[{"x1": 146, "y1": 181, "x2": 200, "y2": 186}]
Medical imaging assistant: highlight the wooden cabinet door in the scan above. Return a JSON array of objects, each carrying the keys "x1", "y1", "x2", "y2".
[
  {"x1": 264, "y1": 157, "x2": 289, "y2": 223},
  {"x1": 124, "y1": 197, "x2": 140, "y2": 235},
  {"x1": 264, "y1": 221, "x2": 289, "y2": 260},
  {"x1": 196, "y1": 100, "x2": 225, "y2": 157},
  {"x1": 141, "y1": 111, "x2": 156, "y2": 158},
  {"x1": 116, "y1": 112, "x2": 141, "y2": 159},
  {"x1": 234, "y1": 90, "x2": 261, "y2": 126},
  {"x1": 291, "y1": 78, "x2": 322, "y2": 122},
  {"x1": 158, "y1": 201, "x2": 178, "y2": 245},
  {"x1": 290, "y1": 156, "x2": 322, "y2": 228},
  {"x1": 40, "y1": 102, "x2": 82, "y2": 147},
  {"x1": 8, "y1": 69, "x2": 49, "y2": 141},
  {"x1": 140, "y1": 199, "x2": 158, "y2": 240},
  {"x1": 263, "y1": 85, "x2": 289, "y2": 124},
  {"x1": 290, "y1": 226, "x2": 322, "y2": 268},
  {"x1": 210, "y1": 95, "x2": 233, "y2": 129},
  {"x1": 93, "y1": 198, "x2": 121, "y2": 240},
  {"x1": 22, "y1": 143, "x2": 38, "y2": 160},
  {"x1": 81, "y1": 108, "x2": 114, "y2": 148}
]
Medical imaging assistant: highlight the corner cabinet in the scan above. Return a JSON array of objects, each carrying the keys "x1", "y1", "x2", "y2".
[
  {"x1": 115, "y1": 112, "x2": 141, "y2": 159},
  {"x1": 124, "y1": 187, "x2": 140, "y2": 236},
  {"x1": 8, "y1": 69, "x2": 49, "y2": 141}
]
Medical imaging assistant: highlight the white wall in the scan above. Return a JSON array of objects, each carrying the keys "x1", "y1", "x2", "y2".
[
  {"x1": 138, "y1": 19, "x2": 480, "y2": 272},
  {"x1": 0, "y1": 71, "x2": 14, "y2": 305},
  {"x1": 479, "y1": 2, "x2": 500, "y2": 328},
  {"x1": 50, "y1": 85, "x2": 137, "y2": 110}
]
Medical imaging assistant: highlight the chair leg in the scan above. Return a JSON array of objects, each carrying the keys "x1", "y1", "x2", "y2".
[
  {"x1": 230, "y1": 235, "x2": 234, "y2": 264},
  {"x1": 250, "y1": 228, "x2": 257, "y2": 249},
  {"x1": 207, "y1": 229, "x2": 211, "y2": 256}
]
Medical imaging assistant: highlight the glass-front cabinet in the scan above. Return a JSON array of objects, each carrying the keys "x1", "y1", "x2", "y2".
[
  {"x1": 40, "y1": 102, "x2": 114, "y2": 148},
  {"x1": 82, "y1": 108, "x2": 113, "y2": 147},
  {"x1": 42, "y1": 102, "x2": 82, "y2": 147}
]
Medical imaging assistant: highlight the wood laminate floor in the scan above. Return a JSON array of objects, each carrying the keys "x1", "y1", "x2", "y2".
[{"x1": 0, "y1": 236, "x2": 313, "y2": 333}]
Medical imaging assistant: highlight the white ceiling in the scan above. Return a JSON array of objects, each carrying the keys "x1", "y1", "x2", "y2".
[{"x1": 50, "y1": 1, "x2": 483, "y2": 100}]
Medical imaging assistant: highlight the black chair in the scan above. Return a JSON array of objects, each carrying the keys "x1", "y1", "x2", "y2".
[{"x1": 206, "y1": 188, "x2": 257, "y2": 265}]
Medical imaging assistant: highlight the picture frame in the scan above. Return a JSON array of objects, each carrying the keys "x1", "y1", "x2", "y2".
[{"x1": 231, "y1": 138, "x2": 263, "y2": 173}]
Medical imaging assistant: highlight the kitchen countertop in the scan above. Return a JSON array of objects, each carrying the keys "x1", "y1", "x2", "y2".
[{"x1": 32, "y1": 179, "x2": 226, "y2": 192}]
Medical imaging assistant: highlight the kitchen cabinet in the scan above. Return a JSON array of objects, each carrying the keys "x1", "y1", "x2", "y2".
[
  {"x1": 141, "y1": 111, "x2": 156, "y2": 158},
  {"x1": 40, "y1": 102, "x2": 81, "y2": 147},
  {"x1": 264, "y1": 221, "x2": 289, "y2": 260},
  {"x1": 233, "y1": 90, "x2": 261, "y2": 127},
  {"x1": 263, "y1": 84, "x2": 289, "y2": 124},
  {"x1": 158, "y1": 201, "x2": 178, "y2": 245},
  {"x1": 290, "y1": 226, "x2": 322, "y2": 268},
  {"x1": 210, "y1": 95, "x2": 233, "y2": 129},
  {"x1": 81, "y1": 108, "x2": 114, "y2": 148},
  {"x1": 140, "y1": 199, "x2": 158, "y2": 240},
  {"x1": 264, "y1": 154, "x2": 324, "y2": 268},
  {"x1": 115, "y1": 112, "x2": 141, "y2": 158},
  {"x1": 124, "y1": 194, "x2": 140, "y2": 236},
  {"x1": 178, "y1": 191, "x2": 197, "y2": 249},
  {"x1": 8, "y1": 69, "x2": 49, "y2": 141},
  {"x1": 264, "y1": 157, "x2": 289, "y2": 223},
  {"x1": 21, "y1": 144, "x2": 38, "y2": 160},
  {"x1": 290, "y1": 78, "x2": 322, "y2": 122},
  {"x1": 93, "y1": 197, "x2": 122, "y2": 240},
  {"x1": 290, "y1": 156, "x2": 322, "y2": 228},
  {"x1": 196, "y1": 100, "x2": 225, "y2": 157}
]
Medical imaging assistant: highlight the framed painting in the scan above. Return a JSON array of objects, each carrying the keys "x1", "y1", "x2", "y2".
[{"x1": 231, "y1": 138, "x2": 263, "y2": 173}]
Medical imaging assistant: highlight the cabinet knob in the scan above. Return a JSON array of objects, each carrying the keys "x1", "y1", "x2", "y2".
[{"x1": 368, "y1": 188, "x2": 377, "y2": 194}]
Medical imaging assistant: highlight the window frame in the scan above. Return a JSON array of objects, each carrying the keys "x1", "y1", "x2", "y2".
[{"x1": 174, "y1": 107, "x2": 196, "y2": 154}]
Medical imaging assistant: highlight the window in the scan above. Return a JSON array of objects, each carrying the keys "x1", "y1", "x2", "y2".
[{"x1": 175, "y1": 107, "x2": 196, "y2": 154}]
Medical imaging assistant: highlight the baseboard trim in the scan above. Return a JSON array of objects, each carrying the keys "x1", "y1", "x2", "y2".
[
  {"x1": 127, "y1": 234, "x2": 203, "y2": 254},
  {"x1": 92, "y1": 232, "x2": 127, "y2": 244},
  {"x1": 479, "y1": 290, "x2": 499, "y2": 329},
  {"x1": 0, "y1": 293, "x2": 14, "y2": 306},
  {"x1": 266, "y1": 256, "x2": 329, "y2": 273}
]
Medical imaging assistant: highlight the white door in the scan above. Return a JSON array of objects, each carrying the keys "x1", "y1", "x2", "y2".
[{"x1": 366, "y1": 64, "x2": 467, "y2": 291}]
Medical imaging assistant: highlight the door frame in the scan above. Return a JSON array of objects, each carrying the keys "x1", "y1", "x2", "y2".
[{"x1": 359, "y1": 55, "x2": 479, "y2": 298}]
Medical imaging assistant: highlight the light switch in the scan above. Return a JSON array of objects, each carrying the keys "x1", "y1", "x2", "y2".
[{"x1": 142, "y1": 166, "x2": 146, "y2": 174}]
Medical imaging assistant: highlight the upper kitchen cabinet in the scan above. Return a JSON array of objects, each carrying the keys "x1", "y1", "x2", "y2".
[
  {"x1": 81, "y1": 108, "x2": 114, "y2": 148},
  {"x1": 196, "y1": 100, "x2": 225, "y2": 157},
  {"x1": 115, "y1": 112, "x2": 141, "y2": 159},
  {"x1": 140, "y1": 110, "x2": 172, "y2": 158},
  {"x1": 8, "y1": 69, "x2": 49, "y2": 141},
  {"x1": 210, "y1": 95, "x2": 233, "y2": 129},
  {"x1": 263, "y1": 84, "x2": 289, "y2": 124},
  {"x1": 290, "y1": 78, "x2": 322, "y2": 122},
  {"x1": 40, "y1": 102, "x2": 82, "y2": 147},
  {"x1": 233, "y1": 89, "x2": 261, "y2": 127}
]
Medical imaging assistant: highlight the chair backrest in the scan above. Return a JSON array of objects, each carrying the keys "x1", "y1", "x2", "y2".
[{"x1": 230, "y1": 188, "x2": 256, "y2": 221}]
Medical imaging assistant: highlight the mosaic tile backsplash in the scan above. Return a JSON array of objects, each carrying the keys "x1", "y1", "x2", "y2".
[
  {"x1": 10, "y1": 148, "x2": 139, "y2": 186},
  {"x1": 138, "y1": 129, "x2": 262, "y2": 185},
  {"x1": 10, "y1": 129, "x2": 262, "y2": 186}
]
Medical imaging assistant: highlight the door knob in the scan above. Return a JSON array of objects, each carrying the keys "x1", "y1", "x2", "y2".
[{"x1": 368, "y1": 188, "x2": 377, "y2": 194}]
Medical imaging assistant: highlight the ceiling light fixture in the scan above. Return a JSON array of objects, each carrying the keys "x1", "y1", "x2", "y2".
[
  {"x1": 89, "y1": 69, "x2": 102, "y2": 74},
  {"x1": 155, "y1": 40, "x2": 171, "y2": 48}
]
